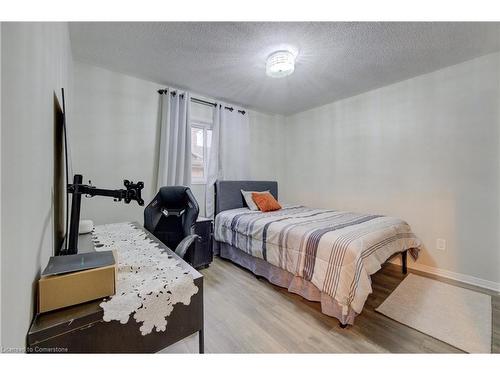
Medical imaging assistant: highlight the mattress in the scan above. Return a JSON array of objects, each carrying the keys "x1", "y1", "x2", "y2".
[{"x1": 214, "y1": 205, "x2": 421, "y2": 323}]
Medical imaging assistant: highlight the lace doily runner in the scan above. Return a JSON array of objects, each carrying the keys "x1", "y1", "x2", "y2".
[{"x1": 92, "y1": 222, "x2": 199, "y2": 336}]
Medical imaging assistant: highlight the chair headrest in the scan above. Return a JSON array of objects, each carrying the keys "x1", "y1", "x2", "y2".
[{"x1": 158, "y1": 186, "x2": 193, "y2": 209}]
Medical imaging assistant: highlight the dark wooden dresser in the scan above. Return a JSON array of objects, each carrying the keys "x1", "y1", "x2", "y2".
[
  {"x1": 26, "y1": 224, "x2": 204, "y2": 353},
  {"x1": 184, "y1": 216, "x2": 213, "y2": 269}
]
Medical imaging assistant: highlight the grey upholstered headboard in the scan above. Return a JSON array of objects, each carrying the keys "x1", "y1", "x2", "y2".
[{"x1": 214, "y1": 180, "x2": 278, "y2": 216}]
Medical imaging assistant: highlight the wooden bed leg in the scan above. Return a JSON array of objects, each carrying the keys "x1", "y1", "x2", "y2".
[
  {"x1": 339, "y1": 323, "x2": 348, "y2": 329},
  {"x1": 402, "y1": 250, "x2": 408, "y2": 275}
]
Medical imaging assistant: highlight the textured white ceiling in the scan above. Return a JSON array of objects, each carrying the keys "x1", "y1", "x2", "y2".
[{"x1": 69, "y1": 22, "x2": 500, "y2": 115}]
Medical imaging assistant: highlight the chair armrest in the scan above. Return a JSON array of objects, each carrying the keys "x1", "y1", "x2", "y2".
[{"x1": 174, "y1": 234, "x2": 200, "y2": 258}]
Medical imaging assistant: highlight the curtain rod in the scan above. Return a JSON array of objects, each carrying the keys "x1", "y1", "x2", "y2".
[{"x1": 157, "y1": 89, "x2": 246, "y2": 115}]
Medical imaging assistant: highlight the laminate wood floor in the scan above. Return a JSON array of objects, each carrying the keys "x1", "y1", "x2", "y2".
[{"x1": 168, "y1": 257, "x2": 499, "y2": 353}]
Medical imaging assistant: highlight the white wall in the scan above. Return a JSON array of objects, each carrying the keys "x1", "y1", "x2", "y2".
[
  {"x1": 283, "y1": 53, "x2": 500, "y2": 287},
  {"x1": 1, "y1": 22, "x2": 73, "y2": 349},
  {"x1": 72, "y1": 62, "x2": 160, "y2": 225},
  {"x1": 72, "y1": 62, "x2": 286, "y2": 221},
  {"x1": 0, "y1": 22, "x2": 3, "y2": 349},
  {"x1": 248, "y1": 110, "x2": 287, "y2": 184}
]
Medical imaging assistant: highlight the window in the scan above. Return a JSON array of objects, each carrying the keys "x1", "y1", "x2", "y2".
[{"x1": 191, "y1": 121, "x2": 212, "y2": 184}]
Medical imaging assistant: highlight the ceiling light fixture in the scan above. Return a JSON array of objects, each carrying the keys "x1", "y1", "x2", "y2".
[{"x1": 266, "y1": 50, "x2": 295, "y2": 78}]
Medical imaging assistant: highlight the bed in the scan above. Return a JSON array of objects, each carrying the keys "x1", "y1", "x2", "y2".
[{"x1": 213, "y1": 180, "x2": 421, "y2": 326}]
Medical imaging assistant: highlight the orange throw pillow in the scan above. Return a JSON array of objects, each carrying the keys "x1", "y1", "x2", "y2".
[{"x1": 251, "y1": 192, "x2": 282, "y2": 212}]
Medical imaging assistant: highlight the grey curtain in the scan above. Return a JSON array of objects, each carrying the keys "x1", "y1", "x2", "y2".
[
  {"x1": 157, "y1": 89, "x2": 191, "y2": 189},
  {"x1": 205, "y1": 102, "x2": 250, "y2": 217}
]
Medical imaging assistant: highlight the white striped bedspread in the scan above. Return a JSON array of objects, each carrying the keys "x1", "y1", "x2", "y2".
[{"x1": 214, "y1": 205, "x2": 421, "y2": 317}]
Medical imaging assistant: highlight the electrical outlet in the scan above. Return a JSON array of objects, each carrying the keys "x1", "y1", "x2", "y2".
[{"x1": 436, "y1": 238, "x2": 446, "y2": 251}]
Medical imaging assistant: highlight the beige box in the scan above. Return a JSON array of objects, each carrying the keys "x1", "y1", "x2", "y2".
[{"x1": 38, "y1": 263, "x2": 116, "y2": 313}]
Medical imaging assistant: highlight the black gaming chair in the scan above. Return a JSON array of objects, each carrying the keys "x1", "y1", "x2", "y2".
[{"x1": 144, "y1": 186, "x2": 200, "y2": 258}]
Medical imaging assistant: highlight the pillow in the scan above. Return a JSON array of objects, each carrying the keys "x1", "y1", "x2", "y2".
[
  {"x1": 241, "y1": 189, "x2": 269, "y2": 211},
  {"x1": 251, "y1": 192, "x2": 282, "y2": 212}
]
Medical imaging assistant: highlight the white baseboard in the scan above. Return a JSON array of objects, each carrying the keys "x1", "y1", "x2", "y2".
[{"x1": 391, "y1": 259, "x2": 500, "y2": 294}]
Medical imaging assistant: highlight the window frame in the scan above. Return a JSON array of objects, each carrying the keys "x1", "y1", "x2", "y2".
[{"x1": 191, "y1": 119, "x2": 213, "y2": 185}]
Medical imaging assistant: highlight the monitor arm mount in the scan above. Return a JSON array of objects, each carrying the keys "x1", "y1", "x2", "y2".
[{"x1": 61, "y1": 174, "x2": 144, "y2": 255}]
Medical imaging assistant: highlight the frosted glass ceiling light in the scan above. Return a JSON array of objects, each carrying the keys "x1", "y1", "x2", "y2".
[{"x1": 266, "y1": 50, "x2": 295, "y2": 78}]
